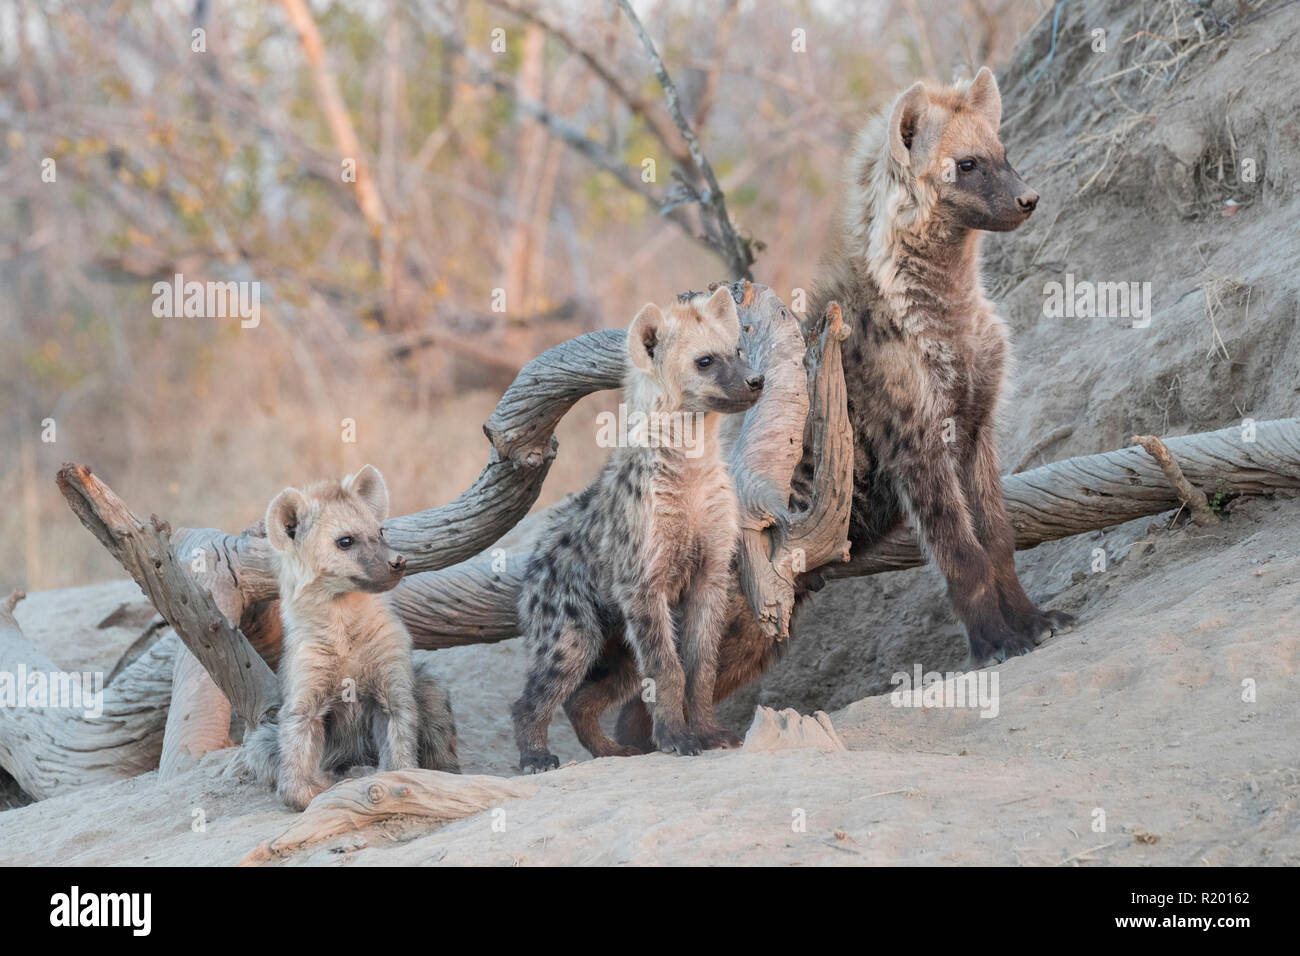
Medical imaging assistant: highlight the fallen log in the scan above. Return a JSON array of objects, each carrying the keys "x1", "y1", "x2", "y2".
[
  {"x1": 822, "y1": 418, "x2": 1299, "y2": 580},
  {"x1": 0, "y1": 589, "x2": 176, "y2": 800},
  {"x1": 237, "y1": 769, "x2": 538, "y2": 865}
]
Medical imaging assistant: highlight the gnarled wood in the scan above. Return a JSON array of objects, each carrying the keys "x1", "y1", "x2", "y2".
[
  {"x1": 822, "y1": 419, "x2": 1300, "y2": 579},
  {"x1": 0, "y1": 589, "x2": 176, "y2": 800},
  {"x1": 237, "y1": 769, "x2": 538, "y2": 865},
  {"x1": 56, "y1": 466, "x2": 280, "y2": 729}
]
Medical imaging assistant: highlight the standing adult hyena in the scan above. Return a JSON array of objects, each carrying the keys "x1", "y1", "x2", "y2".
[
  {"x1": 242, "y1": 465, "x2": 458, "y2": 810},
  {"x1": 512, "y1": 286, "x2": 765, "y2": 772},
  {"x1": 798, "y1": 67, "x2": 1075, "y2": 665}
]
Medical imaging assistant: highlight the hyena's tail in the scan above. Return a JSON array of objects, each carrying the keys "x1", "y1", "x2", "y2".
[
  {"x1": 414, "y1": 656, "x2": 460, "y2": 774},
  {"x1": 238, "y1": 720, "x2": 281, "y2": 786}
]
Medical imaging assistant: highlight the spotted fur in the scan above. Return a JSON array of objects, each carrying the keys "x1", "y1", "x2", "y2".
[{"x1": 512, "y1": 286, "x2": 765, "y2": 772}]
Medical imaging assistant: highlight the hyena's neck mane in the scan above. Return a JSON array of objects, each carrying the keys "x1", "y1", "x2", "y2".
[
  {"x1": 619, "y1": 366, "x2": 725, "y2": 468},
  {"x1": 273, "y1": 553, "x2": 368, "y2": 619},
  {"x1": 836, "y1": 113, "x2": 986, "y2": 330}
]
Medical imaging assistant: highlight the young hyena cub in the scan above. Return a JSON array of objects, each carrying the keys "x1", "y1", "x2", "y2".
[
  {"x1": 512, "y1": 286, "x2": 764, "y2": 773},
  {"x1": 800, "y1": 67, "x2": 1074, "y2": 667},
  {"x1": 242, "y1": 465, "x2": 458, "y2": 810}
]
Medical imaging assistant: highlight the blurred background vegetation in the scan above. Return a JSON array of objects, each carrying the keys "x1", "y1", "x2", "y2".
[{"x1": 2, "y1": 0, "x2": 1044, "y2": 590}]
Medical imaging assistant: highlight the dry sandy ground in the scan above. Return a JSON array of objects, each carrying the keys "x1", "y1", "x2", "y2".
[{"x1": 1, "y1": 493, "x2": 1295, "y2": 866}]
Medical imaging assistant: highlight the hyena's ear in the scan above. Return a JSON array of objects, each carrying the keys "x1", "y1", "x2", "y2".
[
  {"x1": 888, "y1": 81, "x2": 929, "y2": 169},
  {"x1": 344, "y1": 464, "x2": 390, "y2": 522},
  {"x1": 966, "y1": 67, "x2": 1002, "y2": 131},
  {"x1": 266, "y1": 488, "x2": 307, "y2": 552},
  {"x1": 627, "y1": 302, "x2": 664, "y2": 372},
  {"x1": 700, "y1": 285, "x2": 738, "y2": 329}
]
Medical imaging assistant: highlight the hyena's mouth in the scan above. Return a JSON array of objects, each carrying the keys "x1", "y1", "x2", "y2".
[
  {"x1": 707, "y1": 393, "x2": 762, "y2": 413},
  {"x1": 349, "y1": 575, "x2": 402, "y2": 593}
]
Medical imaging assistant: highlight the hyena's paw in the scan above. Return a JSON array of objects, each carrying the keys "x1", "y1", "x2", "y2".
[
  {"x1": 968, "y1": 622, "x2": 1036, "y2": 669},
  {"x1": 519, "y1": 750, "x2": 560, "y2": 774},
  {"x1": 698, "y1": 728, "x2": 743, "y2": 751},
  {"x1": 653, "y1": 724, "x2": 703, "y2": 757},
  {"x1": 278, "y1": 774, "x2": 333, "y2": 812},
  {"x1": 1008, "y1": 607, "x2": 1076, "y2": 647}
]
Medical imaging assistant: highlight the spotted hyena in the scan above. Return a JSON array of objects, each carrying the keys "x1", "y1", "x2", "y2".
[
  {"x1": 512, "y1": 286, "x2": 765, "y2": 772},
  {"x1": 798, "y1": 67, "x2": 1074, "y2": 665},
  {"x1": 242, "y1": 465, "x2": 458, "y2": 810}
]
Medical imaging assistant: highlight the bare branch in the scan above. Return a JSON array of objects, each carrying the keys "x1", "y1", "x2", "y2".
[
  {"x1": 615, "y1": 0, "x2": 754, "y2": 279},
  {"x1": 482, "y1": 0, "x2": 692, "y2": 167},
  {"x1": 1132, "y1": 433, "x2": 1220, "y2": 527},
  {"x1": 278, "y1": 0, "x2": 387, "y2": 239}
]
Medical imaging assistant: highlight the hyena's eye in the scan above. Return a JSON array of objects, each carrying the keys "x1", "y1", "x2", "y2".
[
  {"x1": 957, "y1": 158, "x2": 977, "y2": 173},
  {"x1": 695, "y1": 355, "x2": 713, "y2": 370},
  {"x1": 336, "y1": 536, "x2": 354, "y2": 550}
]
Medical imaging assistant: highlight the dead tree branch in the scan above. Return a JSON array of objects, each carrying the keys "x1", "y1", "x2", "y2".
[
  {"x1": 237, "y1": 769, "x2": 537, "y2": 865},
  {"x1": 482, "y1": 0, "x2": 691, "y2": 167},
  {"x1": 401, "y1": 418, "x2": 1300, "y2": 645},
  {"x1": 615, "y1": 0, "x2": 754, "y2": 280},
  {"x1": 0, "y1": 589, "x2": 176, "y2": 800},
  {"x1": 56, "y1": 465, "x2": 280, "y2": 728},
  {"x1": 1131, "y1": 433, "x2": 1220, "y2": 527}
]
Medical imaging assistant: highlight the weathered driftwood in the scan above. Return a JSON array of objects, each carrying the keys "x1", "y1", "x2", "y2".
[
  {"x1": 237, "y1": 769, "x2": 538, "y2": 865},
  {"x1": 820, "y1": 419, "x2": 1299, "y2": 579},
  {"x1": 400, "y1": 418, "x2": 1300, "y2": 641},
  {"x1": 732, "y1": 297, "x2": 852, "y2": 640},
  {"x1": 1132, "y1": 433, "x2": 1220, "y2": 527},
  {"x1": 0, "y1": 589, "x2": 176, "y2": 800},
  {"x1": 57, "y1": 468, "x2": 280, "y2": 729},
  {"x1": 158, "y1": 646, "x2": 233, "y2": 780}
]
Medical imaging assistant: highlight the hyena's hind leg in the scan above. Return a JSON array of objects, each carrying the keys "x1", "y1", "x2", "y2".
[
  {"x1": 512, "y1": 617, "x2": 605, "y2": 774},
  {"x1": 966, "y1": 423, "x2": 1075, "y2": 644},
  {"x1": 240, "y1": 718, "x2": 281, "y2": 787},
  {"x1": 564, "y1": 639, "x2": 643, "y2": 759},
  {"x1": 413, "y1": 655, "x2": 459, "y2": 773}
]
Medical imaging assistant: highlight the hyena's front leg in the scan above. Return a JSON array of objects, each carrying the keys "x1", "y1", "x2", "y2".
[
  {"x1": 513, "y1": 620, "x2": 604, "y2": 773},
  {"x1": 374, "y1": 666, "x2": 421, "y2": 772},
  {"x1": 893, "y1": 442, "x2": 1031, "y2": 667},
  {"x1": 966, "y1": 424, "x2": 1075, "y2": 643},
  {"x1": 679, "y1": 561, "x2": 740, "y2": 750},
  {"x1": 276, "y1": 682, "x2": 334, "y2": 811},
  {"x1": 625, "y1": 592, "x2": 699, "y2": 756}
]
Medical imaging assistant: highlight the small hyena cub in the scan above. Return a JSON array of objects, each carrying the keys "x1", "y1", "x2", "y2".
[
  {"x1": 243, "y1": 465, "x2": 458, "y2": 810},
  {"x1": 513, "y1": 286, "x2": 764, "y2": 773}
]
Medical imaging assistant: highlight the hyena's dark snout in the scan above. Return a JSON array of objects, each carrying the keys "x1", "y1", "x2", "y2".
[
  {"x1": 1016, "y1": 189, "x2": 1039, "y2": 214},
  {"x1": 746, "y1": 372, "x2": 765, "y2": 392},
  {"x1": 389, "y1": 553, "x2": 407, "y2": 573}
]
